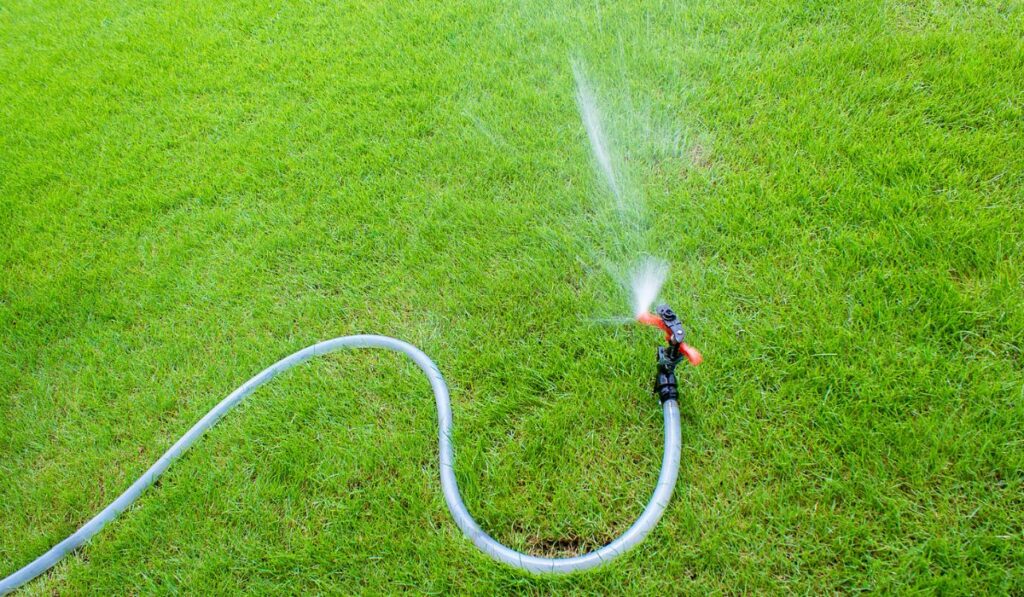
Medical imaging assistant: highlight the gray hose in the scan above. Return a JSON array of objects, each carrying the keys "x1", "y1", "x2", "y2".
[{"x1": 1, "y1": 335, "x2": 681, "y2": 592}]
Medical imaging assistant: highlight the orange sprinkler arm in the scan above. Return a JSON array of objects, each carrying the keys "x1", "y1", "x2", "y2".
[
  {"x1": 679, "y1": 343, "x2": 703, "y2": 366},
  {"x1": 637, "y1": 312, "x2": 672, "y2": 339}
]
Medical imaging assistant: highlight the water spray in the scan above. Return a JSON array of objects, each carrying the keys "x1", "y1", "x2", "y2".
[{"x1": 1, "y1": 310, "x2": 699, "y2": 592}]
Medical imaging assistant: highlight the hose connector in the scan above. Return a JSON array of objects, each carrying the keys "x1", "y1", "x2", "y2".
[{"x1": 654, "y1": 348, "x2": 680, "y2": 403}]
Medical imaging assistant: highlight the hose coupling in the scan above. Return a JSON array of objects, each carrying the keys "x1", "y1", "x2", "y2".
[{"x1": 655, "y1": 347, "x2": 680, "y2": 403}]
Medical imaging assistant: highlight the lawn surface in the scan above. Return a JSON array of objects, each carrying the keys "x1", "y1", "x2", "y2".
[{"x1": 2, "y1": 0, "x2": 1023, "y2": 593}]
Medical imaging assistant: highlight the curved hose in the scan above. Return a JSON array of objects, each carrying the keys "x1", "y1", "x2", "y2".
[{"x1": 1, "y1": 335, "x2": 681, "y2": 592}]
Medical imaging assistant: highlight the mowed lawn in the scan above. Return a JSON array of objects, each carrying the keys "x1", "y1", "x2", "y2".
[{"x1": 2, "y1": 0, "x2": 1022, "y2": 593}]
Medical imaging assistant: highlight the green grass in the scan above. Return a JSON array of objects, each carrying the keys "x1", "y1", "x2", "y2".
[{"x1": 2, "y1": 0, "x2": 1023, "y2": 593}]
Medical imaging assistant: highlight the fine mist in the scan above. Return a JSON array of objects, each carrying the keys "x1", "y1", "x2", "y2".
[{"x1": 572, "y1": 58, "x2": 668, "y2": 320}]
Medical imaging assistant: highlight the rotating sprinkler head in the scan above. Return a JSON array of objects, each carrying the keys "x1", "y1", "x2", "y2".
[{"x1": 638, "y1": 304, "x2": 703, "y2": 403}]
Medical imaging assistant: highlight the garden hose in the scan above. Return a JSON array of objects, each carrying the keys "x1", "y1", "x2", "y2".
[{"x1": 2, "y1": 309, "x2": 698, "y2": 592}]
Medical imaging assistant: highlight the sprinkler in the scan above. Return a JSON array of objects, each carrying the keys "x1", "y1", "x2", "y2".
[
  {"x1": 638, "y1": 304, "x2": 703, "y2": 402},
  {"x1": 1, "y1": 315, "x2": 700, "y2": 592}
]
